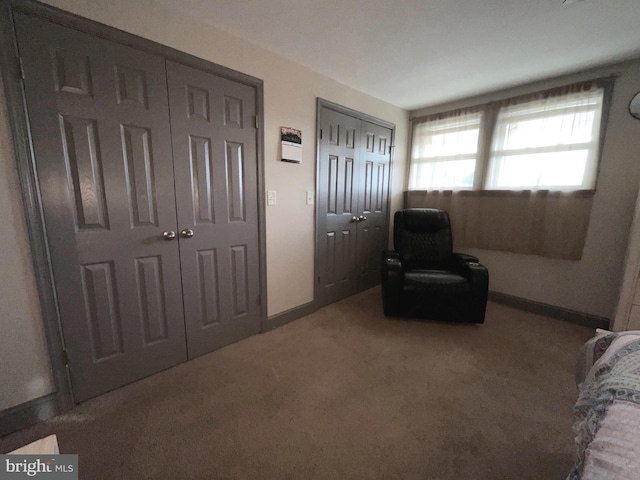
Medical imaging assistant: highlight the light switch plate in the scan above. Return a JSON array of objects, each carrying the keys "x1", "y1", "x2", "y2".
[
  {"x1": 267, "y1": 190, "x2": 277, "y2": 206},
  {"x1": 306, "y1": 191, "x2": 314, "y2": 205}
]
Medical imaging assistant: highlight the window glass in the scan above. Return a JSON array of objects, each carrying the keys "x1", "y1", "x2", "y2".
[
  {"x1": 486, "y1": 89, "x2": 603, "y2": 190},
  {"x1": 409, "y1": 112, "x2": 481, "y2": 190}
]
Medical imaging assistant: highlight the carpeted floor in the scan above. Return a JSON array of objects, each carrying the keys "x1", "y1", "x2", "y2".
[{"x1": 1, "y1": 287, "x2": 593, "y2": 479}]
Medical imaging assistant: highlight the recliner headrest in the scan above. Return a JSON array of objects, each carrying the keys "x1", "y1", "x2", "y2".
[{"x1": 396, "y1": 209, "x2": 450, "y2": 233}]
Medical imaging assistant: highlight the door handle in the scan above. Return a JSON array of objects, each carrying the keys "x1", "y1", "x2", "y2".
[
  {"x1": 358, "y1": 215, "x2": 367, "y2": 222},
  {"x1": 162, "y1": 230, "x2": 177, "y2": 240},
  {"x1": 180, "y1": 228, "x2": 195, "y2": 238},
  {"x1": 351, "y1": 216, "x2": 359, "y2": 223}
]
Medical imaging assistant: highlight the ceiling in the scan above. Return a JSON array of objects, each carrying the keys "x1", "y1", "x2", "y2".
[{"x1": 153, "y1": 0, "x2": 640, "y2": 111}]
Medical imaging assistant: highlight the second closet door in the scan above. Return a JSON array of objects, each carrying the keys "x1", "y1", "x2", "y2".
[
  {"x1": 167, "y1": 61, "x2": 262, "y2": 358},
  {"x1": 316, "y1": 106, "x2": 392, "y2": 307}
]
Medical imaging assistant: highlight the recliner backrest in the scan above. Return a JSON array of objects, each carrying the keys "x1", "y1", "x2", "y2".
[{"x1": 394, "y1": 209, "x2": 453, "y2": 267}]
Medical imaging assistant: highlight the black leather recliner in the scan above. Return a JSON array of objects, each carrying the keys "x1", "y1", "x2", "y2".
[{"x1": 381, "y1": 208, "x2": 488, "y2": 323}]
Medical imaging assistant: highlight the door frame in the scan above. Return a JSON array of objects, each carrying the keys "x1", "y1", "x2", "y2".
[
  {"x1": 314, "y1": 98, "x2": 396, "y2": 307},
  {"x1": 0, "y1": 0, "x2": 268, "y2": 414}
]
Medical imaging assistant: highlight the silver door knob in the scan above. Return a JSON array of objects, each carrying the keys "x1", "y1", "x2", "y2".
[
  {"x1": 352, "y1": 216, "x2": 359, "y2": 223},
  {"x1": 180, "y1": 228, "x2": 195, "y2": 238},
  {"x1": 358, "y1": 215, "x2": 367, "y2": 222},
  {"x1": 162, "y1": 230, "x2": 176, "y2": 240}
]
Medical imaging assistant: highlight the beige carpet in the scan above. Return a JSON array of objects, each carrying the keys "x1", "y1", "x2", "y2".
[{"x1": 1, "y1": 288, "x2": 593, "y2": 479}]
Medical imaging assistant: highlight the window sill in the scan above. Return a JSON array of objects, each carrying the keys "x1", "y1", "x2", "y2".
[{"x1": 407, "y1": 189, "x2": 596, "y2": 198}]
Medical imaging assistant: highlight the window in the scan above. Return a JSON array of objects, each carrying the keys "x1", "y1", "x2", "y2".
[
  {"x1": 408, "y1": 81, "x2": 608, "y2": 191},
  {"x1": 408, "y1": 110, "x2": 482, "y2": 190},
  {"x1": 486, "y1": 89, "x2": 604, "y2": 190}
]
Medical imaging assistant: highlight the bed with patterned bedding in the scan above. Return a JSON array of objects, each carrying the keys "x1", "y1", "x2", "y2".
[{"x1": 568, "y1": 331, "x2": 640, "y2": 479}]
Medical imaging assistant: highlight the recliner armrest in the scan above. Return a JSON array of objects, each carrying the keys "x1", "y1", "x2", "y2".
[
  {"x1": 449, "y1": 253, "x2": 480, "y2": 276},
  {"x1": 381, "y1": 250, "x2": 403, "y2": 286},
  {"x1": 454, "y1": 261, "x2": 489, "y2": 323},
  {"x1": 382, "y1": 250, "x2": 402, "y2": 268},
  {"x1": 458, "y1": 261, "x2": 488, "y2": 284},
  {"x1": 452, "y1": 257, "x2": 488, "y2": 284},
  {"x1": 444, "y1": 255, "x2": 489, "y2": 323}
]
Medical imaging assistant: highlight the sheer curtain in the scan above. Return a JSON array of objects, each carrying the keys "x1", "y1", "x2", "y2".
[
  {"x1": 409, "y1": 108, "x2": 482, "y2": 190},
  {"x1": 405, "y1": 189, "x2": 595, "y2": 260},
  {"x1": 486, "y1": 83, "x2": 604, "y2": 190},
  {"x1": 405, "y1": 79, "x2": 611, "y2": 260}
]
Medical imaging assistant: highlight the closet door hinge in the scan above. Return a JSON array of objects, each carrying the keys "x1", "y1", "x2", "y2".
[
  {"x1": 61, "y1": 350, "x2": 69, "y2": 366},
  {"x1": 15, "y1": 57, "x2": 25, "y2": 80}
]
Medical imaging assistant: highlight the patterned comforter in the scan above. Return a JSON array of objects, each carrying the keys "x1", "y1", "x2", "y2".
[{"x1": 568, "y1": 331, "x2": 640, "y2": 479}]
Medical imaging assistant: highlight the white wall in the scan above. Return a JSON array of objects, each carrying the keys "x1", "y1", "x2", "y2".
[
  {"x1": 0, "y1": 75, "x2": 54, "y2": 411},
  {"x1": 411, "y1": 59, "x2": 640, "y2": 319},
  {"x1": 0, "y1": 0, "x2": 409, "y2": 408}
]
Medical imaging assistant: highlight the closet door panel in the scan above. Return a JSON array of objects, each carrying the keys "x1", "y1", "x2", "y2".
[
  {"x1": 356, "y1": 122, "x2": 392, "y2": 290},
  {"x1": 15, "y1": 13, "x2": 187, "y2": 402},
  {"x1": 316, "y1": 108, "x2": 362, "y2": 306},
  {"x1": 167, "y1": 61, "x2": 262, "y2": 358}
]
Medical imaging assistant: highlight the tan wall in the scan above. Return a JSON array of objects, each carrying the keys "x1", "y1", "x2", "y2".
[
  {"x1": 0, "y1": 76, "x2": 53, "y2": 410},
  {"x1": 411, "y1": 59, "x2": 640, "y2": 319},
  {"x1": 0, "y1": 0, "x2": 409, "y2": 408}
]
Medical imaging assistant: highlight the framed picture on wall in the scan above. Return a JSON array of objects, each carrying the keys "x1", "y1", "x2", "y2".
[{"x1": 281, "y1": 127, "x2": 302, "y2": 164}]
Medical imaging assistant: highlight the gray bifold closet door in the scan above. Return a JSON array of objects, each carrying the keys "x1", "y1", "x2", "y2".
[
  {"x1": 166, "y1": 61, "x2": 261, "y2": 358},
  {"x1": 15, "y1": 13, "x2": 262, "y2": 402},
  {"x1": 317, "y1": 106, "x2": 392, "y2": 307}
]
